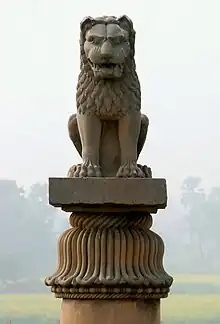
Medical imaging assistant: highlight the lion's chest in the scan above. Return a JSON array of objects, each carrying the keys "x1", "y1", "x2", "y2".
[
  {"x1": 93, "y1": 84, "x2": 129, "y2": 119},
  {"x1": 77, "y1": 80, "x2": 136, "y2": 119}
]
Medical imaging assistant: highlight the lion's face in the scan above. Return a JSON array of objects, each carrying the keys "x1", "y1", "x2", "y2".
[{"x1": 82, "y1": 17, "x2": 133, "y2": 80}]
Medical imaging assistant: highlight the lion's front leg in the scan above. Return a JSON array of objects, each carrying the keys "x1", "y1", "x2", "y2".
[
  {"x1": 73, "y1": 114, "x2": 102, "y2": 177},
  {"x1": 117, "y1": 111, "x2": 145, "y2": 178}
]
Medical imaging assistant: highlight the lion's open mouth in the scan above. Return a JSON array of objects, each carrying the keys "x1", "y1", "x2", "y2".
[
  {"x1": 92, "y1": 62, "x2": 117, "y2": 69},
  {"x1": 88, "y1": 59, "x2": 123, "y2": 78},
  {"x1": 88, "y1": 59, "x2": 122, "y2": 70}
]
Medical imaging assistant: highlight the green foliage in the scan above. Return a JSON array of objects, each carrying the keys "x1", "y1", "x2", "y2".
[
  {"x1": 1, "y1": 290, "x2": 220, "y2": 321},
  {"x1": 0, "y1": 294, "x2": 59, "y2": 317},
  {"x1": 162, "y1": 294, "x2": 220, "y2": 319},
  {"x1": 0, "y1": 318, "x2": 57, "y2": 324},
  {"x1": 163, "y1": 320, "x2": 220, "y2": 324},
  {"x1": 1, "y1": 176, "x2": 220, "y2": 282},
  {"x1": 171, "y1": 274, "x2": 220, "y2": 294},
  {"x1": 182, "y1": 177, "x2": 220, "y2": 272},
  {"x1": 0, "y1": 318, "x2": 220, "y2": 324},
  {"x1": 0, "y1": 177, "x2": 220, "y2": 323},
  {"x1": 172, "y1": 283, "x2": 220, "y2": 294},
  {"x1": 0, "y1": 180, "x2": 67, "y2": 283},
  {"x1": 174, "y1": 274, "x2": 220, "y2": 284},
  {"x1": 161, "y1": 176, "x2": 220, "y2": 274}
]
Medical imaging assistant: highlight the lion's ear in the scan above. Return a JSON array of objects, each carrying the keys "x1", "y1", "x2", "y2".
[
  {"x1": 80, "y1": 16, "x2": 95, "y2": 34},
  {"x1": 118, "y1": 15, "x2": 133, "y2": 32}
]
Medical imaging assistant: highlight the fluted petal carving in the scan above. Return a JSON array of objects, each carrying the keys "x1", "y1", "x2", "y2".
[{"x1": 45, "y1": 212, "x2": 173, "y2": 299}]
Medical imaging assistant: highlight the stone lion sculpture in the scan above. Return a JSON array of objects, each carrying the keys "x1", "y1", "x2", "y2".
[{"x1": 67, "y1": 15, "x2": 151, "y2": 178}]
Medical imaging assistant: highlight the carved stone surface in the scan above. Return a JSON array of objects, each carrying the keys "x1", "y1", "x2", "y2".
[
  {"x1": 45, "y1": 212, "x2": 173, "y2": 299},
  {"x1": 67, "y1": 15, "x2": 151, "y2": 178},
  {"x1": 60, "y1": 300, "x2": 161, "y2": 324},
  {"x1": 45, "y1": 14, "x2": 173, "y2": 310},
  {"x1": 49, "y1": 177, "x2": 167, "y2": 212}
]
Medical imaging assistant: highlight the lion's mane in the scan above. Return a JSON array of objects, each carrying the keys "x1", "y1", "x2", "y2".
[{"x1": 76, "y1": 16, "x2": 141, "y2": 117}]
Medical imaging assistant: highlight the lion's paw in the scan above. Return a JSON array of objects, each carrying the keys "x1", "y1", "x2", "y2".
[
  {"x1": 67, "y1": 162, "x2": 102, "y2": 178},
  {"x1": 116, "y1": 162, "x2": 145, "y2": 178},
  {"x1": 137, "y1": 164, "x2": 152, "y2": 178}
]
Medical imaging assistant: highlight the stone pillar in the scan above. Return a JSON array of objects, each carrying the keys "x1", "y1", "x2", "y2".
[
  {"x1": 45, "y1": 178, "x2": 173, "y2": 324},
  {"x1": 60, "y1": 300, "x2": 160, "y2": 324}
]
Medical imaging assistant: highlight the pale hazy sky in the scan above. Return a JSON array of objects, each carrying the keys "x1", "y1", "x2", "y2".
[{"x1": 0, "y1": 0, "x2": 219, "y2": 196}]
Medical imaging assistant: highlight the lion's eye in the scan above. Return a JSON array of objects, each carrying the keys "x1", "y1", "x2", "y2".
[
  {"x1": 112, "y1": 36, "x2": 126, "y2": 45},
  {"x1": 87, "y1": 36, "x2": 103, "y2": 45},
  {"x1": 87, "y1": 36, "x2": 94, "y2": 43}
]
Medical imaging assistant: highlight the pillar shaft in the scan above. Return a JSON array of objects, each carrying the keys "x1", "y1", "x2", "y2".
[{"x1": 60, "y1": 300, "x2": 160, "y2": 324}]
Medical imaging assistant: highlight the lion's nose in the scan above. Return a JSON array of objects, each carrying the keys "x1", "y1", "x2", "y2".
[{"x1": 101, "y1": 41, "x2": 113, "y2": 59}]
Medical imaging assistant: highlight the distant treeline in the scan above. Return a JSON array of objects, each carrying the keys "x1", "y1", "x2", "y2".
[{"x1": 1, "y1": 175, "x2": 220, "y2": 282}]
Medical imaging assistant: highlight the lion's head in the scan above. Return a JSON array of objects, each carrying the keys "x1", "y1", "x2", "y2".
[{"x1": 79, "y1": 15, "x2": 136, "y2": 80}]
